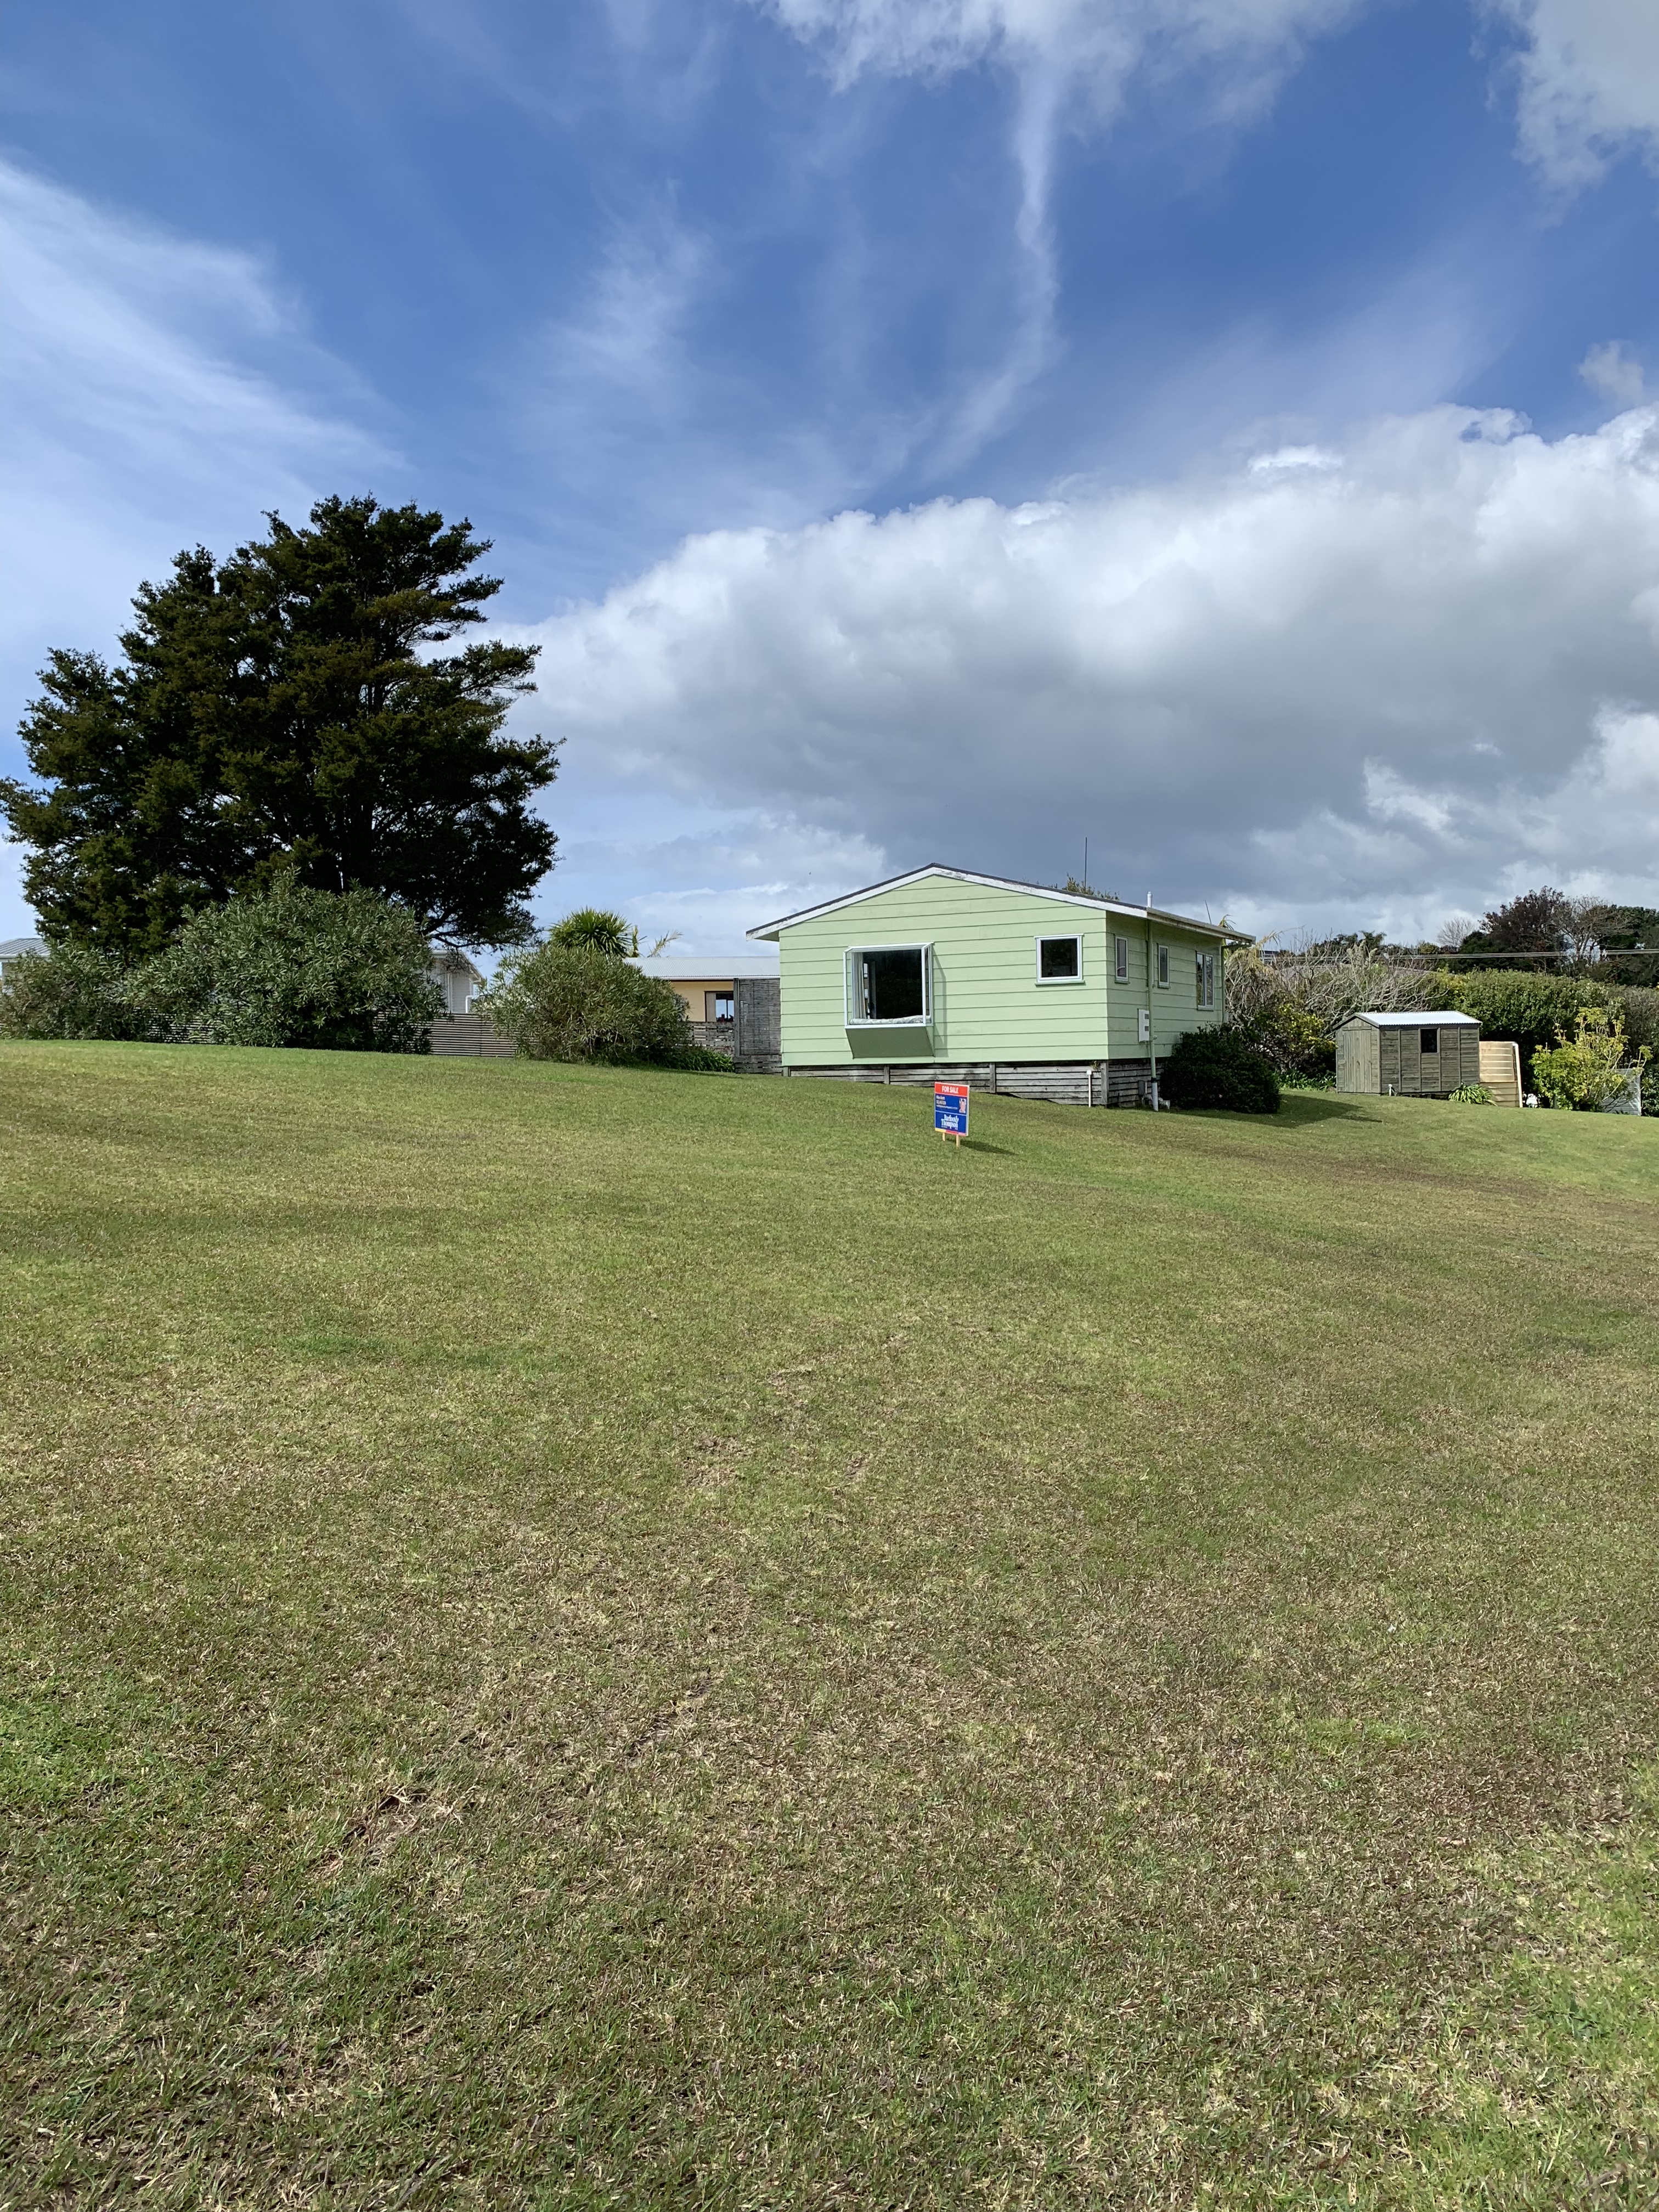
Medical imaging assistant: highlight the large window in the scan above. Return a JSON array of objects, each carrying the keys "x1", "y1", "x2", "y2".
[
  {"x1": 845, "y1": 945, "x2": 932, "y2": 1025},
  {"x1": 707, "y1": 991, "x2": 734, "y2": 1024},
  {"x1": 1036, "y1": 934, "x2": 1082, "y2": 983},
  {"x1": 1195, "y1": 951, "x2": 1215, "y2": 1009}
]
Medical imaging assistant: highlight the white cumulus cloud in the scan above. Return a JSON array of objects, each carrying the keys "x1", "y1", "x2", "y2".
[
  {"x1": 531, "y1": 403, "x2": 1659, "y2": 938},
  {"x1": 1489, "y1": 0, "x2": 1659, "y2": 184},
  {"x1": 1579, "y1": 340, "x2": 1646, "y2": 407}
]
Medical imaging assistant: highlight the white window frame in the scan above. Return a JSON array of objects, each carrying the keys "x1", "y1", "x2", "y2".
[
  {"x1": 1034, "y1": 933, "x2": 1084, "y2": 985},
  {"x1": 1114, "y1": 934, "x2": 1128, "y2": 983},
  {"x1": 844, "y1": 943, "x2": 933, "y2": 1027},
  {"x1": 1195, "y1": 951, "x2": 1215, "y2": 1010},
  {"x1": 1155, "y1": 943, "x2": 1170, "y2": 989}
]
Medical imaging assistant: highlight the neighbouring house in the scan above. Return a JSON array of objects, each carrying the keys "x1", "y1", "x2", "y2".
[
  {"x1": 429, "y1": 948, "x2": 485, "y2": 1017},
  {"x1": 427, "y1": 947, "x2": 514, "y2": 1059},
  {"x1": 744, "y1": 866, "x2": 1235, "y2": 1104},
  {"x1": 0, "y1": 935, "x2": 47, "y2": 984},
  {"x1": 1335, "y1": 1011, "x2": 1483, "y2": 1099},
  {"x1": 630, "y1": 956, "x2": 782, "y2": 1059}
]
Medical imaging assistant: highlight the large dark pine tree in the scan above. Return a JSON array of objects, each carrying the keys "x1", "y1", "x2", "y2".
[{"x1": 2, "y1": 497, "x2": 557, "y2": 955}]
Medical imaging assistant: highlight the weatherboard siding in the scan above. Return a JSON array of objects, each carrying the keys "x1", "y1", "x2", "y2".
[{"x1": 774, "y1": 877, "x2": 1223, "y2": 1068}]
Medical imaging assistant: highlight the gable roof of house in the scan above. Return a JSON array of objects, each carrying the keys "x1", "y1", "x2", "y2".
[{"x1": 747, "y1": 865, "x2": 1238, "y2": 943}]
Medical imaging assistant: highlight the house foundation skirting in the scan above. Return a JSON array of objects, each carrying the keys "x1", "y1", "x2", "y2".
[{"x1": 782, "y1": 1059, "x2": 1158, "y2": 1108}]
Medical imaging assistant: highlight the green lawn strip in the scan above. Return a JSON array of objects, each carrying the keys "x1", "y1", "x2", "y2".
[{"x1": 2, "y1": 1045, "x2": 1657, "y2": 2204}]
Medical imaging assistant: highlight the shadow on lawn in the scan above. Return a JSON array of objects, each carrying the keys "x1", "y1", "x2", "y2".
[{"x1": 1272, "y1": 1095, "x2": 1364, "y2": 1125}]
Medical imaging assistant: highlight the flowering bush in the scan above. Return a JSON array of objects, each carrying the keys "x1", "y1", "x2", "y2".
[{"x1": 1530, "y1": 1006, "x2": 1649, "y2": 1111}]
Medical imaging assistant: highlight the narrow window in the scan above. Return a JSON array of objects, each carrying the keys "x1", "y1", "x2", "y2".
[
  {"x1": 1114, "y1": 935, "x2": 1128, "y2": 983},
  {"x1": 1037, "y1": 935, "x2": 1082, "y2": 981},
  {"x1": 845, "y1": 946, "x2": 930, "y2": 1025},
  {"x1": 1156, "y1": 944, "x2": 1170, "y2": 988},
  {"x1": 1419, "y1": 1027, "x2": 1438, "y2": 1056},
  {"x1": 1195, "y1": 951, "x2": 1215, "y2": 1009}
]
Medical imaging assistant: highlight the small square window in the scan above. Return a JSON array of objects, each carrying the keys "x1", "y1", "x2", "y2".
[
  {"x1": 1114, "y1": 934, "x2": 1128, "y2": 983},
  {"x1": 1156, "y1": 944, "x2": 1170, "y2": 988},
  {"x1": 1419, "y1": 1027, "x2": 1439, "y2": 1056},
  {"x1": 1037, "y1": 935, "x2": 1082, "y2": 982}
]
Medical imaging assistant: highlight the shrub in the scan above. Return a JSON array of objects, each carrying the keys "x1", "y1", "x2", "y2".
[
  {"x1": 1436, "y1": 970, "x2": 1615, "y2": 1091},
  {"x1": 0, "y1": 943, "x2": 148, "y2": 1041},
  {"x1": 477, "y1": 942, "x2": 698, "y2": 1063},
  {"x1": 133, "y1": 877, "x2": 442, "y2": 1051},
  {"x1": 1161, "y1": 1026, "x2": 1280, "y2": 1114},
  {"x1": 1448, "y1": 1084, "x2": 1492, "y2": 1104},
  {"x1": 1530, "y1": 1006, "x2": 1650, "y2": 1111},
  {"x1": 1226, "y1": 940, "x2": 1431, "y2": 1077},
  {"x1": 657, "y1": 1044, "x2": 737, "y2": 1073}
]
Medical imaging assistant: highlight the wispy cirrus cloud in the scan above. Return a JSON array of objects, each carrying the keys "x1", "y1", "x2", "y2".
[
  {"x1": 0, "y1": 156, "x2": 390, "y2": 698},
  {"x1": 754, "y1": 0, "x2": 1373, "y2": 458},
  {"x1": 0, "y1": 155, "x2": 394, "y2": 935}
]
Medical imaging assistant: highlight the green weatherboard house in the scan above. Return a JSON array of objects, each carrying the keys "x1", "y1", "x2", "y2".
[{"x1": 747, "y1": 866, "x2": 1236, "y2": 1105}]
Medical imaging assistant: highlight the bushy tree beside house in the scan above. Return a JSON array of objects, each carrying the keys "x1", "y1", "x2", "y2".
[
  {"x1": 1161, "y1": 1028, "x2": 1281, "y2": 1113},
  {"x1": 136, "y1": 876, "x2": 443, "y2": 1050},
  {"x1": 0, "y1": 878, "x2": 442, "y2": 1052},
  {"x1": 1, "y1": 496, "x2": 556, "y2": 958},
  {"x1": 0, "y1": 943, "x2": 148, "y2": 1042},
  {"x1": 476, "y1": 941, "x2": 721, "y2": 1065}
]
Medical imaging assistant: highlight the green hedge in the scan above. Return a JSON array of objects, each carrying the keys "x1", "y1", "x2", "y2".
[{"x1": 1435, "y1": 972, "x2": 1659, "y2": 1106}]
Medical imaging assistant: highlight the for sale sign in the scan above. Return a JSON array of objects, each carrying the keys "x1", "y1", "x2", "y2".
[{"x1": 934, "y1": 1081, "x2": 969, "y2": 1141}]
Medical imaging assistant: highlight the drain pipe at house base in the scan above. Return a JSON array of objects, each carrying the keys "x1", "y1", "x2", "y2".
[{"x1": 1146, "y1": 894, "x2": 1160, "y2": 1109}]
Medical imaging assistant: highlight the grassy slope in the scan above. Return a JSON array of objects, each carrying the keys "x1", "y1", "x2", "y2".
[{"x1": 1, "y1": 1045, "x2": 1657, "y2": 2209}]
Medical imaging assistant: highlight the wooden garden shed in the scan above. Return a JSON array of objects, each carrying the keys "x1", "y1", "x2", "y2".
[{"x1": 1335, "y1": 1011, "x2": 1481, "y2": 1098}]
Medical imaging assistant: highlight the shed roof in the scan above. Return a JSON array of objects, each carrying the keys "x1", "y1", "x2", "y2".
[
  {"x1": 1336, "y1": 1009, "x2": 1478, "y2": 1029},
  {"x1": 747, "y1": 865, "x2": 1237, "y2": 943},
  {"x1": 0, "y1": 936, "x2": 47, "y2": 960}
]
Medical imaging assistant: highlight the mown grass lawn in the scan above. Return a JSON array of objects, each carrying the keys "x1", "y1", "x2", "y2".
[{"x1": 2, "y1": 1043, "x2": 1658, "y2": 2210}]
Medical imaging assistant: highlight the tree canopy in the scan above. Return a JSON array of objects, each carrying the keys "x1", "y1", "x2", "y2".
[{"x1": 2, "y1": 496, "x2": 557, "y2": 955}]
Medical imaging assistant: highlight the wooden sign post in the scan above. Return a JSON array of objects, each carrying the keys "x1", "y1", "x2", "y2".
[{"x1": 934, "y1": 1081, "x2": 969, "y2": 1148}]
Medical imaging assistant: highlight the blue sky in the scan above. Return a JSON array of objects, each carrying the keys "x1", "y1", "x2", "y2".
[{"x1": 5, "y1": 0, "x2": 1659, "y2": 952}]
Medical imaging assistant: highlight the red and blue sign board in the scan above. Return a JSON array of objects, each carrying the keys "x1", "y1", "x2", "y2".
[{"x1": 934, "y1": 1081, "x2": 970, "y2": 1137}]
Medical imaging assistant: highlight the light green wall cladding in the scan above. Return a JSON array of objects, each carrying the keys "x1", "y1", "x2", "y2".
[{"x1": 768, "y1": 874, "x2": 1225, "y2": 1066}]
